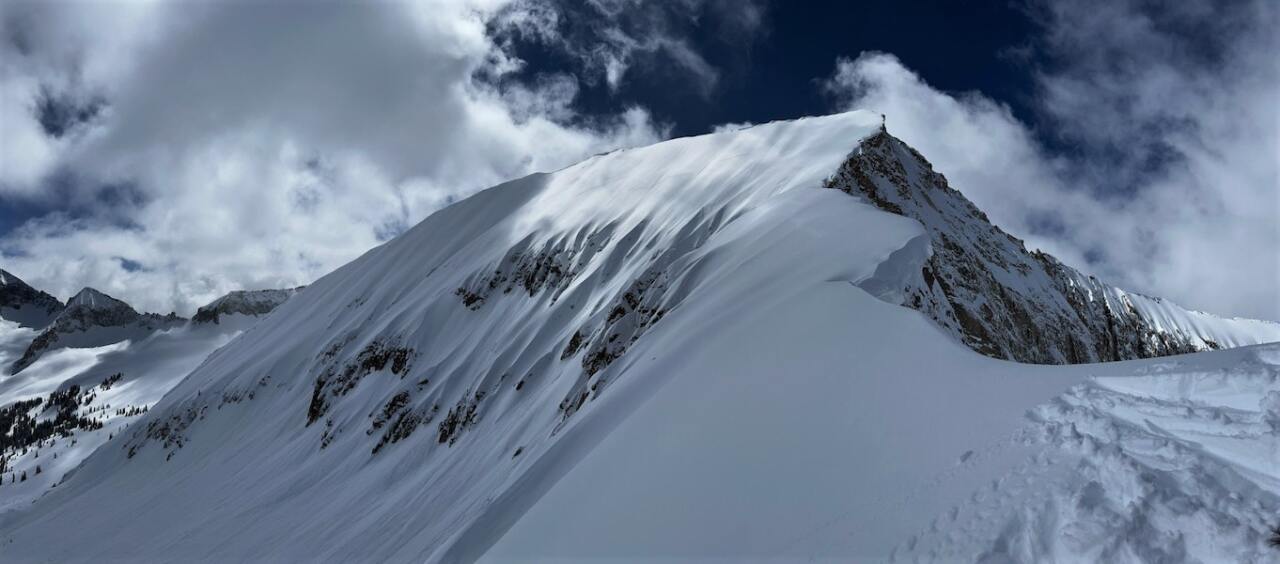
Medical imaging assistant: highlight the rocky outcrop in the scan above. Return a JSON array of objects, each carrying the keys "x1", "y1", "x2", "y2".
[
  {"x1": 0, "y1": 269, "x2": 64, "y2": 329},
  {"x1": 826, "y1": 128, "x2": 1277, "y2": 364},
  {"x1": 191, "y1": 287, "x2": 303, "y2": 324}
]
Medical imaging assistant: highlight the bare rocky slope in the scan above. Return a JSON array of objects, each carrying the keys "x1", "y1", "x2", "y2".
[
  {"x1": 0, "y1": 269, "x2": 64, "y2": 330},
  {"x1": 191, "y1": 287, "x2": 305, "y2": 324},
  {"x1": 831, "y1": 128, "x2": 1279, "y2": 364}
]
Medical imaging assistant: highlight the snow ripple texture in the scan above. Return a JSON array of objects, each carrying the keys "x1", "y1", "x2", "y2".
[{"x1": 900, "y1": 344, "x2": 1280, "y2": 563}]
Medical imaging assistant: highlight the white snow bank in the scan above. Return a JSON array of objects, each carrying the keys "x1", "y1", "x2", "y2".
[{"x1": 485, "y1": 340, "x2": 1280, "y2": 563}]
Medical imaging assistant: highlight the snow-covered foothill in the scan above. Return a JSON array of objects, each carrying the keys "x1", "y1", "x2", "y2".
[{"x1": 0, "y1": 291, "x2": 298, "y2": 512}]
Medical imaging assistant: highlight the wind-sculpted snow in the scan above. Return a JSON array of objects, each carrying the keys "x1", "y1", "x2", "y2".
[
  {"x1": 826, "y1": 130, "x2": 1280, "y2": 363},
  {"x1": 0, "y1": 111, "x2": 1276, "y2": 562},
  {"x1": 487, "y1": 323, "x2": 1280, "y2": 562},
  {"x1": 0, "y1": 110, "x2": 910, "y2": 561},
  {"x1": 895, "y1": 344, "x2": 1280, "y2": 562}
]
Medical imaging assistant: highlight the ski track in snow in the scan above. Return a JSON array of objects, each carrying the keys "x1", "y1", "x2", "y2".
[{"x1": 895, "y1": 346, "x2": 1280, "y2": 563}]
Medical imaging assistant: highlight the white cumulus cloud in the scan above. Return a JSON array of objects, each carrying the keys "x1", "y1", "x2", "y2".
[
  {"x1": 0, "y1": 0, "x2": 663, "y2": 314},
  {"x1": 825, "y1": 0, "x2": 1278, "y2": 320}
]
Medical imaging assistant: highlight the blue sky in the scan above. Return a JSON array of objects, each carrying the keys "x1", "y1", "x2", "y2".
[
  {"x1": 0, "y1": 0, "x2": 1275, "y2": 319},
  {"x1": 495, "y1": 0, "x2": 1039, "y2": 137}
]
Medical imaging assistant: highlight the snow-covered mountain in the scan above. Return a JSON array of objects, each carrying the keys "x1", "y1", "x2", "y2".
[
  {"x1": 0, "y1": 270, "x2": 63, "y2": 330},
  {"x1": 0, "y1": 287, "x2": 300, "y2": 511},
  {"x1": 8, "y1": 288, "x2": 185, "y2": 375},
  {"x1": 0, "y1": 111, "x2": 1276, "y2": 562}
]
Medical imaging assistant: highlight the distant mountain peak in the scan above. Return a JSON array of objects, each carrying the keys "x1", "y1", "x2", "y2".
[
  {"x1": 0, "y1": 268, "x2": 64, "y2": 329},
  {"x1": 65, "y1": 287, "x2": 135, "y2": 312},
  {"x1": 9, "y1": 286, "x2": 183, "y2": 375},
  {"x1": 192, "y1": 286, "x2": 304, "y2": 324},
  {"x1": 826, "y1": 126, "x2": 1279, "y2": 363}
]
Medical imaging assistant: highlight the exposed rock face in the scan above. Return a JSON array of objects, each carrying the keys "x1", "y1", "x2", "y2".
[
  {"x1": 10, "y1": 288, "x2": 185, "y2": 374},
  {"x1": 191, "y1": 287, "x2": 304, "y2": 324},
  {"x1": 826, "y1": 129, "x2": 1277, "y2": 364},
  {"x1": 0, "y1": 269, "x2": 64, "y2": 329}
]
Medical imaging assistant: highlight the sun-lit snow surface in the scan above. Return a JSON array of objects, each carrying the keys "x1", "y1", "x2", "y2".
[
  {"x1": 0, "y1": 322, "x2": 37, "y2": 377},
  {"x1": 0, "y1": 111, "x2": 1276, "y2": 562},
  {"x1": 484, "y1": 330, "x2": 1280, "y2": 562}
]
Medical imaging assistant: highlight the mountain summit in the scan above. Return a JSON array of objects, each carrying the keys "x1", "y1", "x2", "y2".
[
  {"x1": 2, "y1": 111, "x2": 1276, "y2": 562},
  {"x1": 827, "y1": 129, "x2": 1278, "y2": 362}
]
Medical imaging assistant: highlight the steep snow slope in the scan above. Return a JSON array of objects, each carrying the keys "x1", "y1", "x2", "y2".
[
  {"x1": 8, "y1": 288, "x2": 184, "y2": 375},
  {"x1": 0, "y1": 111, "x2": 916, "y2": 560},
  {"x1": 0, "y1": 269, "x2": 62, "y2": 330},
  {"x1": 0, "y1": 111, "x2": 1275, "y2": 562},
  {"x1": 484, "y1": 323, "x2": 1280, "y2": 562}
]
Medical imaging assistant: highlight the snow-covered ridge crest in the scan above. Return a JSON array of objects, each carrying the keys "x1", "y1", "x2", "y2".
[
  {"x1": 0, "y1": 110, "x2": 907, "y2": 560},
  {"x1": 1, "y1": 110, "x2": 1275, "y2": 561}
]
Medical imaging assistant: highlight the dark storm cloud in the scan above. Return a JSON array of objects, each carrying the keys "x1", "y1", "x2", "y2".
[{"x1": 34, "y1": 86, "x2": 104, "y2": 138}]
